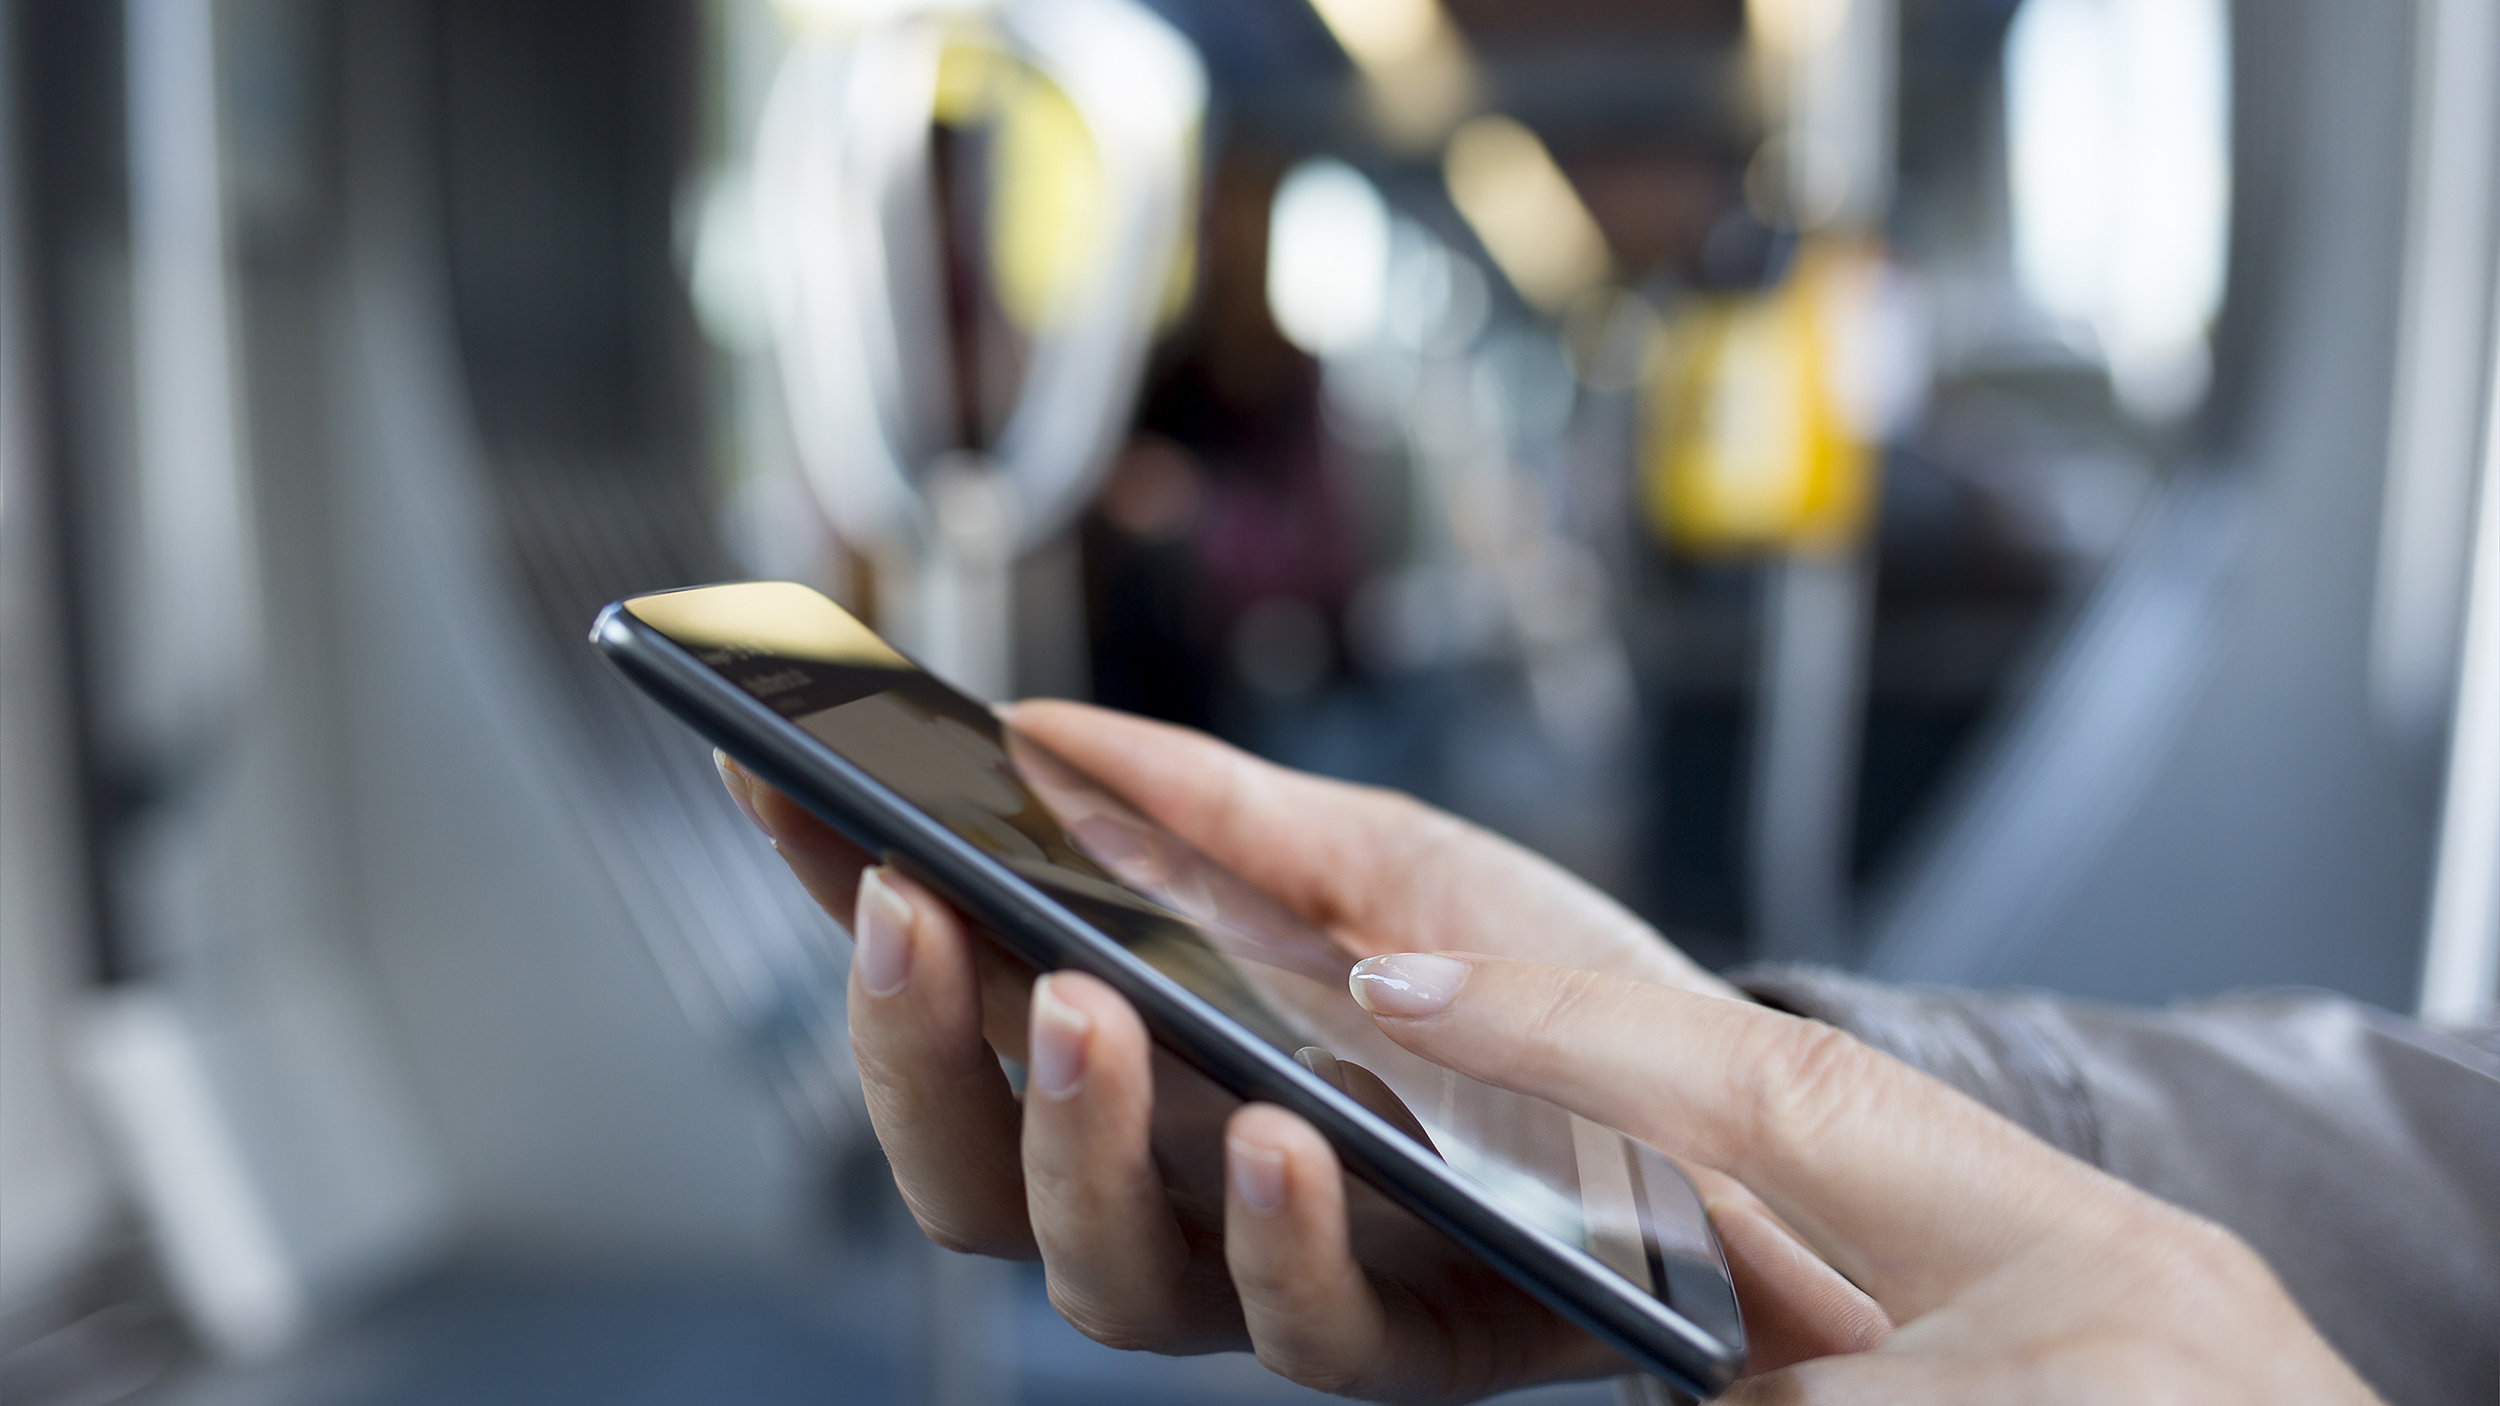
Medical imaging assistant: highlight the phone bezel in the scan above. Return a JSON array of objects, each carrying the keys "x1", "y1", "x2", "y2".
[{"x1": 591, "y1": 596, "x2": 1744, "y2": 1396}]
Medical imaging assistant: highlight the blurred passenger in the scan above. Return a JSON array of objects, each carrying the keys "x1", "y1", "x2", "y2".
[{"x1": 718, "y1": 704, "x2": 2496, "y2": 1405}]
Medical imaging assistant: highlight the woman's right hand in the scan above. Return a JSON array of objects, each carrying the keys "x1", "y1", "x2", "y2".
[
  {"x1": 721, "y1": 700, "x2": 1887, "y2": 1400},
  {"x1": 1346, "y1": 952, "x2": 2386, "y2": 1404},
  {"x1": 726, "y1": 698, "x2": 2381, "y2": 1401}
]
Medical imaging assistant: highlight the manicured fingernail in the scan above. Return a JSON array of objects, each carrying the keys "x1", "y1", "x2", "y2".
[
  {"x1": 854, "y1": 867, "x2": 915, "y2": 997},
  {"x1": 715, "y1": 750, "x2": 768, "y2": 834},
  {"x1": 1228, "y1": 1135, "x2": 1288, "y2": 1217},
  {"x1": 1294, "y1": 1045, "x2": 1349, "y2": 1093},
  {"x1": 1028, "y1": 976, "x2": 1091, "y2": 1101},
  {"x1": 1349, "y1": 954, "x2": 1470, "y2": 1018}
]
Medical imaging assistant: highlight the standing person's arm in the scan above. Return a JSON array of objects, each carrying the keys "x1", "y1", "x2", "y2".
[{"x1": 1734, "y1": 969, "x2": 2500, "y2": 1406}]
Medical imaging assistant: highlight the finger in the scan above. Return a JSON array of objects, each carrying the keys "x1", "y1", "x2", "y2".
[
  {"x1": 1223, "y1": 1107, "x2": 1608, "y2": 1400},
  {"x1": 971, "y1": 935, "x2": 1041, "y2": 1060},
  {"x1": 1720, "y1": 1351, "x2": 2026, "y2": 1406},
  {"x1": 848, "y1": 866, "x2": 1035, "y2": 1258},
  {"x1": 1348, "y1": 954, "x2": 2111, "y2": 1318},
  {"x1": 1002, "y1": 702, "x2": 1727, "y2": 992},
  {"x1": 1019, "y1": 972, "x2": 1217, "y2": 1352},
  {"x1": 724, "y1": 753, "x2": 1049, "y2": 1060},
  {"x1": 1221, "y1": 1104, "x2": 1420, "y2": 1398},
  {"x1": 716, "y1": 749, "x2": 773, "y2": 832},
  {"x1": 1297, "y1": 1048, "x2": 1439, "y2": 1156},
  {"x1": 720, "y1": 752, "x2": 872, "y2": 921},
  {"x1": 1692, "y1": 1172, "x2": 1890, "y2": 1373}
]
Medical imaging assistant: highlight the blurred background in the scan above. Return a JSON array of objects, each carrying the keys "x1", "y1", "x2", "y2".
[{"x1": 4, "y1": 0, "x2": 2498, "y2": 1401}]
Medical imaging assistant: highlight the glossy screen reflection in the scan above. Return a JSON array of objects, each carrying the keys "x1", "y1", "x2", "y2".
[{"x1": 624, "y1": 583, "x2": 1738, "y2": 1334}]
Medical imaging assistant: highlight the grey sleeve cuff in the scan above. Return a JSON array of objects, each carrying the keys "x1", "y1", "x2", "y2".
[
  {"x1": 1723, "y1": 967, "x2": 2500, "y2": 1404},
  {"x1": 1728, "y1": 964, "x2": 2103, "y2": 1168}
]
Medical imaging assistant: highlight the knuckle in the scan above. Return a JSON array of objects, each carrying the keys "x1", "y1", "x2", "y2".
[
  {"x1": 908, "y1": 1211, "x2": 987, "y2": 1257},
  {"x1": 1518, "y1": 966, "x2": 1607, "y2": 1055},
  {"x1": 1718, "y1": 1369, "x2": 1813, "y2": 1406},
  {"x1": 1045, "y1": 1277, "x2": 1170, "y2": 1353},
  {"x1": 1370, "y1": 797, "x2": 1476, "y2": 917},
  {"x1": 1202, "y1": 767, "x2": 1265, "y2": 852},
  {"x1": 1745, "y1": 1018, "x2": 1878, "y2": 1167},
  {"x1": 1223, "y1": 1253, "x2": 1298, "y2": 1307},
  {"x1": 1339, "y1": 776, "x2": 1425, "y2": 822},
  {"x1": 1387, "y1": 795, "x2": 1474, "y2": 872},
  {"x1": 849, "y1": 1019, "x2": 966, "y2": 1101},
  {"x1": 850, "y1": 1043, "x2": 922, "y2": 1111},
  {"x1": 2016, "y1": 1333, "x2": 2207, "y2": 1406},
  {"x1": 898, "y1": 1184, "x2": 1030, "y2": 1259},
  {"x1": 1250, "y1": 1339, "x2": 1368, "y2": 1397},
  {"x1": 2161, "y1": 1214, "x2": 2277, "y2": 1300},
  {"x1": 2194, "y1": 1221, "x2": 2269, "y2": 1278}
]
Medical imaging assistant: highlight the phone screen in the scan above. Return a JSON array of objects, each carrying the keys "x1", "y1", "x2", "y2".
[{"x1": 621, "y1": 582, "x2": 1741, "y2": 1342}]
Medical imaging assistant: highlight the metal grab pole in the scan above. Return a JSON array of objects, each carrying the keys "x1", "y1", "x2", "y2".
[
  {"x1": 1745, "y1": 0, "x2": 1891, "y2": 963},
  {"x1": 2418, "y1": 234, "x2": 2500, "y2": 1026},
  {"x1": 2372, "y1": 0, "x2": 2500, "y2": 746},
  {"x1": 1750, "y1": 550, "x2": 1874, "y2": 962}
]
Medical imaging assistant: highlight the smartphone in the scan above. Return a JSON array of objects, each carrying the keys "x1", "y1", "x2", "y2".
[{"x1": 592, "y1": 581, "x2": 1745, "y2": 1396}]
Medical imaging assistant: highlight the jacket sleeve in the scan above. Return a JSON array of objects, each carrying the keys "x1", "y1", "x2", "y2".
[{"x1": 1729, "y1": 966, "x2": 2500, "y2": 1406}]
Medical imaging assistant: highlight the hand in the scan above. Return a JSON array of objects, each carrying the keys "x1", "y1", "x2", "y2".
[
  {"x1": 1343, "y1": 951, "x2": 2386, "y2": 1405},
  {"x1": 721, "y1": 700, "x2": 1881, "y2": 1399}
]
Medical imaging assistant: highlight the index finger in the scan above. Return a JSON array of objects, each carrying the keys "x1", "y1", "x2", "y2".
[
  {"x1": 1002, "y1": 701, "x2": 1716, "y2": 990},
  {"x1": 720, "y1": 751, "x2": 872, "y2": 916},
  {"x1": 1345, "y1": 953, "x2": 2127, "y2": 1319}
]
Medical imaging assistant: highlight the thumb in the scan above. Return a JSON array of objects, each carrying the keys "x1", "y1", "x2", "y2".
[{"x1": 1346, "y1": 953, "x2": 2108, "y2": 1320}]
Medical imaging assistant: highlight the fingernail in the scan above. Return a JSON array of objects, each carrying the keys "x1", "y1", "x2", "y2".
[
  {"x1": 854, "y1": 868, "x2": 915, "y2": 997},
  {"x1": 1294, "y1": 1045, "x2": 1348, "y2": 1094},
  {"x1": 715, "y1": 750, "x2": 768, "y2": 835},
  {"x1": 1349, "y1": 954, "x2": 1470, "y2": 1018},
  {"x1": 1028, "y1": 976, "x2": 1091, "y2": 1101},
  {"x1": 1228, "y1": 1135, "x2": 1287, "y2": 1217}
]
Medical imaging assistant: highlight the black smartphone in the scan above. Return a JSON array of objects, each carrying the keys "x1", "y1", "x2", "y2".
[{"x1": 592, "y1": 581, "x2": 1745, "y2": 1396}]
